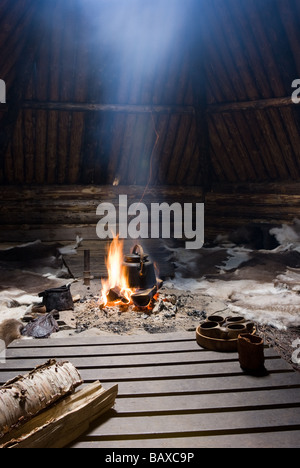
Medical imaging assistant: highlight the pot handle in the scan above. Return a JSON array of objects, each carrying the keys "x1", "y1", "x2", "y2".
[{"x1": 132, "y1": 244, "x2": 146, "y2": 277}]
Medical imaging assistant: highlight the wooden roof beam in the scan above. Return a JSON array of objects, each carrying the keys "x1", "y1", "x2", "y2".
[
  {"x1": 20, "y1": 101, "x2": 196, "y2": 115},
  {"x1": 208, "y1": 95, "x2": 296, "y2": 114}
]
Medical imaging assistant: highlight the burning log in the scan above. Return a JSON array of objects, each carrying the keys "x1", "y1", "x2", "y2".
[
  {"x1": 99, "y1": 286, "x2": 131, "y2": 309},
  {"x1": 106, "y1": 286, "x2": 130, "y2": 304},
  {"x1": 0, "y1": 359, "x2": 83, "y2": 439}
]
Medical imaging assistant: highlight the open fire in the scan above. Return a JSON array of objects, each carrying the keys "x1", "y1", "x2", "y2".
[
  {"x1": 100, "y1": 237, "x2": 133, "y2": 307},
  {"x1": 99, "y1": 237, "x2": 162, "y2": 310}
]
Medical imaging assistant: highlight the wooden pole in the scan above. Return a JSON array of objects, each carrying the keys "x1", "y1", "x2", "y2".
[
  {"x1": 189, "y1": 1, "x2": 213, "y2": 193},
  {"x1": 84, "y1": 249, "x2": 91, "y2": 286}
]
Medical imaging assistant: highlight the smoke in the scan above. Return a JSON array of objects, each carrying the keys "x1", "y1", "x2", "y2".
[
  {"x1": 74, "y1": 0, "x2": 198, "y2": 184},
  {"x1": 79, "y1": 0, "x2": 195, "y2": 96}
]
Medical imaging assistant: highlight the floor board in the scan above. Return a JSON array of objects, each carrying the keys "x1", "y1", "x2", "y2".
[{"x1": 1, "y1": 332, "x2": 299, "y2": 448}]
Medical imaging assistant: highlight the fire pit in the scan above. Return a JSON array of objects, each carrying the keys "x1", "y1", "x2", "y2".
[
  {"x1": 22, "y1": 238, "x2": 248, "y2": 339},
  {"x1": 51, "y1": 277, "x2": 231, "y2": 338},
  {"x1": 35, "y1": 237, "x2": 235, "y2": 338}
]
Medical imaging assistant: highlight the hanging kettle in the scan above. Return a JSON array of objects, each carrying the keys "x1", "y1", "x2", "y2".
[{"x1": 122, "y1": 244, "x2": 157, "y2": 290}]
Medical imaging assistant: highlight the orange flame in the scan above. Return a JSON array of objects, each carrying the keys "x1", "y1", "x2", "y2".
[{"x1": 100, "y1": 236, "x2": 133, "y2": 307}]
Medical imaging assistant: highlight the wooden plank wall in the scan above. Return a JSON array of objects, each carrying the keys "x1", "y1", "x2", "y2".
[
  {"x1": 0, "y1": 0, "x2": 204, "y2": 188},
  {"x1": 204, "y1": 0, "x2": 300, "y2": 185},
  {"x1": 1, "y1": 1, "x2": 300, "y2": 189},
  {"x1": 0, "y1": 183, "x2": 299, "y2": 245},
  {"x1": 0, "y1": 185, "x2": 204, "y2": 243},
  {"x1": 206, "y1": 182, "x2": 300, "y2": 240}
]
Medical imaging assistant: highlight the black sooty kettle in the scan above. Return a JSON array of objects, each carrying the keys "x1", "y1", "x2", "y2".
[{"x1": 122, "y1": 244, "x2": 157, "y2": 290}]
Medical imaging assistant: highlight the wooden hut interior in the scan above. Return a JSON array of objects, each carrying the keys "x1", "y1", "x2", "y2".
[{"x1": 0, "y1": 0, "x2": 300, "y2": 449}]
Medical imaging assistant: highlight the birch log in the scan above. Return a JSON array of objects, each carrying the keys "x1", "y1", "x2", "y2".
[{"x1": 0, "y1": 359, "x2": 83, "y2": 438}]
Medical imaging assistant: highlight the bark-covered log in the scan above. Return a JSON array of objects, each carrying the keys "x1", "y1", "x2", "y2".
[
  {"x1": 0, "y1": 382, "x2": 119, "y2": 449},
  {"x1": 0, "y1": 359, "x2": 83, "y2": 438}
]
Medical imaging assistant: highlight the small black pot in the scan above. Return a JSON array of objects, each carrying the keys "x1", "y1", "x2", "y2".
[{"x1": 39, "y1": 285, "x2": 74, "y2": 312}]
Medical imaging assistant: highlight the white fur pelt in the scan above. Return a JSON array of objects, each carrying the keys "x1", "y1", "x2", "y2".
[{"x1": 166, "y1": 220, "x2": 300, "y2": 330}]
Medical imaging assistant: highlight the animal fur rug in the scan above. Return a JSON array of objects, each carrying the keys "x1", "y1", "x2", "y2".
[
  {"x1": 166, "y1": 220, "x2": 300, "y2": 330},
  {"x1": 0, "y1": 239, "x2": 80, "y2": 323}
]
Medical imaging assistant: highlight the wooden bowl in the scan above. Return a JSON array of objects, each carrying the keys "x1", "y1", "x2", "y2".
[
  {"x1": 198, "y1": 321, "x2": 221, "y2": 338},
  {"x1": 196, "y1": 325, "x2": 256, "y2": 353}
]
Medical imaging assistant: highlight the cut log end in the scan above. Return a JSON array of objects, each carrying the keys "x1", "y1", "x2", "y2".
[{"x1": 0, "y1": 359, "x2": 83, "y2": 439}]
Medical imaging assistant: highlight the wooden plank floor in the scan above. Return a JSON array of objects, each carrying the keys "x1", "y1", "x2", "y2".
[{"x1": 1, "y1": 332, "x2": 300, "y2": 448}]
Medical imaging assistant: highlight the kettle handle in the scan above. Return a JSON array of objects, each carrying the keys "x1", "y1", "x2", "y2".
[{"x1": 132, "y1": 244, "x2": 146, "y2": 277}]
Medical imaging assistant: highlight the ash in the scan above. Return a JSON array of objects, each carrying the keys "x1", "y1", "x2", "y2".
[{"x1": 60, "y1": 279, "x2": 230, "y2": 337}]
